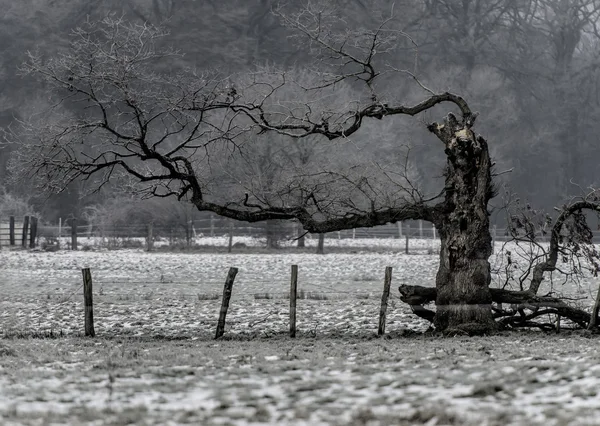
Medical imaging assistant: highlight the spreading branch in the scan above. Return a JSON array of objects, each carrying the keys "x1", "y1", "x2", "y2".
[{"x1": 12, "y1": 14, "x2": 468, "y2": 233}]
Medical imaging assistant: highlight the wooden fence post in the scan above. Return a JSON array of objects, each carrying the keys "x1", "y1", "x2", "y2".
[
  {"x1": 29, "y1": 217, "x2": 38, "y2": 248},
  {"x1": 397, "y1": 222, "x2": 403, "y2": 239},
  {"x1": 419, "y1": 220, "x2": 423, "y2": 239},
  {"x1": 228, "y1": 221, "x2": 234, "y2": 253},
  {"x1": 71, "y1": 218, "x2": 78, "y2": 251},
  {"x1": 146, "y1": 223, "x2": 154, "y2": 251},
  {"x1": 187, "y1": 220, "x2": 193, "y2": 247},
  {"x1": 290, "y1": 265, "x2": 298, "y2": 338},
  {"x1": 82, "y1": 268, "x2": 95, "y2": 337},
  {"x1": 405, "y1": 234, "x2": 409, "y2": 254},
  {"x1": 21, "y1": 216, "x2": 29, "y2": 248},
  {"x1": 9, "y1": 216, "x2": 15, "y2": 246},
  {"x1": 317, "y1": 233, "x2": 325, "y2": 254},
  {"x1": 297, "y1": 224, "x2": 306, "y2": 248},
  {"x1": 378, "y1": 266, "x2": 393, "y2": 336},
  {"x1": 215, "y1": 267, "x2": 238, "y2": 339}
]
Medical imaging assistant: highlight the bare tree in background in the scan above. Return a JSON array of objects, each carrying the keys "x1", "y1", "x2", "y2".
[
  {"x1": 13, "y1": 8, "x2": 600, "y2": 334},
  {"x1": 83, "y1": 195, "x2": 199, "y2": 246},
  {"x1": 0, "y1": 186, "x2": 37, "y2": 218}
]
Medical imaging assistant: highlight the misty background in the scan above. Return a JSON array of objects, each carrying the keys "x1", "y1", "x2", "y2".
[{"x1": 0, "y1": 0, "x2": 598, "y2": 230}]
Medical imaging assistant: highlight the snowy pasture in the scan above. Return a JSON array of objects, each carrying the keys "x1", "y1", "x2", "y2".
[
  {"x1": 2, "y1": 335, "x2": 600, "y2": 425},
  {"x1": 2, "y1": 239, "x2": 600, "y2": 425},
  {"x1": 0, "y1": 242, "x2": 440, "y2": 337}
]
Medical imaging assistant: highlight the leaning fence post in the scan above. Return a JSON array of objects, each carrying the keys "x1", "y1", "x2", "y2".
[
  {"x1": 9, "y1": 216, "x2": 15, "y2": 246},
  {"x1": 29, "y1": 217, "x2": 38, "y2": 249},
  {"x1": 21, "y1": 216, "x2": 30, "y2": 248},
  {"x1": 71, "y1": 218, "x2": 78, "y2": 251},
  {"x1": 378, "y1": 267, "x2": 393, "y2": 336},
  {"x1": 215, "y1": 267, "x2": 238, "y2": 339},
  {"x1": 290, "y1": 265, "x2": 298, "y2": 338},
  {"x1": 82, "y1": 268, "x2": 95, "y2": 337}
]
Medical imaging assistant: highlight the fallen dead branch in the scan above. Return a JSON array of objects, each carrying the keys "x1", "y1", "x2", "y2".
[{"x1": 398, "y1": 284, "x2": 593, "y2": 331}]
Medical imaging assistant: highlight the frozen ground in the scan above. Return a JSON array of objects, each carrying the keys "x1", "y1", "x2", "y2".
[
  {"x1": 0, "y1": 244, "x2": 439, "y2": 337},
  {"x1": 2, "y1": 335, "x2": 600, "y2": 425},
  {"x1": 1, "y1": 239, "x2": 600, "y2": 425}
]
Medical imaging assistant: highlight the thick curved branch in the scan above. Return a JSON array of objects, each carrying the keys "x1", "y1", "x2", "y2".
[
  {"x1": 196, "y1": 200, "x2": 434, "y2": 233},
  {"x1": 241, "y1": 91, "x2": 474, "y2": 140},
  {"x1": 529, "y1": 200, "x2": 600, "y2": 294}
]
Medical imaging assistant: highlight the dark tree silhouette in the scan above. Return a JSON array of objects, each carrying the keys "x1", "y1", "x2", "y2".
[{"x1": 14, "y1": 11, "x2": 600, "y2": 334}]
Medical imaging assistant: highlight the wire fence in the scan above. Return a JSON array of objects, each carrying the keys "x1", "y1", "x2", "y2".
[
  {"x1": 32, "y1": 221, "x2": 600, "y2": 243},
  {"x1": 0, "y1": 265, "x2": 414, "y2": 338},
  {"x1": 36, "y1": 219, "x2": 434, "y2": 240},
  {"x1": 7, "y1": 213, "x2": 600, "y2": 251}
]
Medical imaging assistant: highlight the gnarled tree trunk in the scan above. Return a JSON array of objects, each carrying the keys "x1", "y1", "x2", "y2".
[{"x1": 429, "y1": 113, "x2": 496, "y2": 334}]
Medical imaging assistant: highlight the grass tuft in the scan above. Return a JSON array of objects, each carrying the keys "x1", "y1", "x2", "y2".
[
  {"x1": 197, "y1": 293, "x2": 220, "y2": 301},
  {"x1": 253, "y1": 293, "x2": 273, "y2": 300},
  {"x1": 298, "y1": 290, "x2": 329, "y2": 300}
]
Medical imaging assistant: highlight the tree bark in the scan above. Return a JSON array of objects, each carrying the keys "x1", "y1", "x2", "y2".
[{"x1": 428, "y1": 113, "x2": 496, "y2": 334}]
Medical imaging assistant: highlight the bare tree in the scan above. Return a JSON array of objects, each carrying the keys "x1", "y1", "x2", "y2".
[
  {"x1": 0, "y1": 186, "x2": 37, "y2": 218},
  {"x1": 14, "y1": 10, "x2": 600, "y2": 334}
]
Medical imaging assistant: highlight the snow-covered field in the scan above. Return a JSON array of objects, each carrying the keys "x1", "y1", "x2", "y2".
[
  {"x1": 1, "y1": 239, "x2": 600, "y2": 425},
  {"x1": 54, "y1": 233, "x2": 443, "y2": 251},
  {"x1": 0, "y1": 243, "x2": 437, "y2": 337},
  {"x1": 2, "y1": 335, "x2": 600, "y2": 425}
]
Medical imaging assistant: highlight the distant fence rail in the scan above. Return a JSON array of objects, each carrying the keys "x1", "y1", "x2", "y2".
[
  {"x1": 0, "y1": 215, "x2": 39, "y2": 248},
  {"x1": 36, "y1": 221, "x2": 600, "y2": 243},
  {"x1": 5, "y1": 214, "x2": 600, "y2": 250}
]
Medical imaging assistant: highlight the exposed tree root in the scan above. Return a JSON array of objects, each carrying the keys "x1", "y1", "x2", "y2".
[{"x1": 398, "y1": 284, "x2": 594, "y2": 331}]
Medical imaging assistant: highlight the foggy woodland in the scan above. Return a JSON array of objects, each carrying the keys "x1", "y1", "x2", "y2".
[{"x1": 1, "y1": 0, "x2": 600, "y2": 225}]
